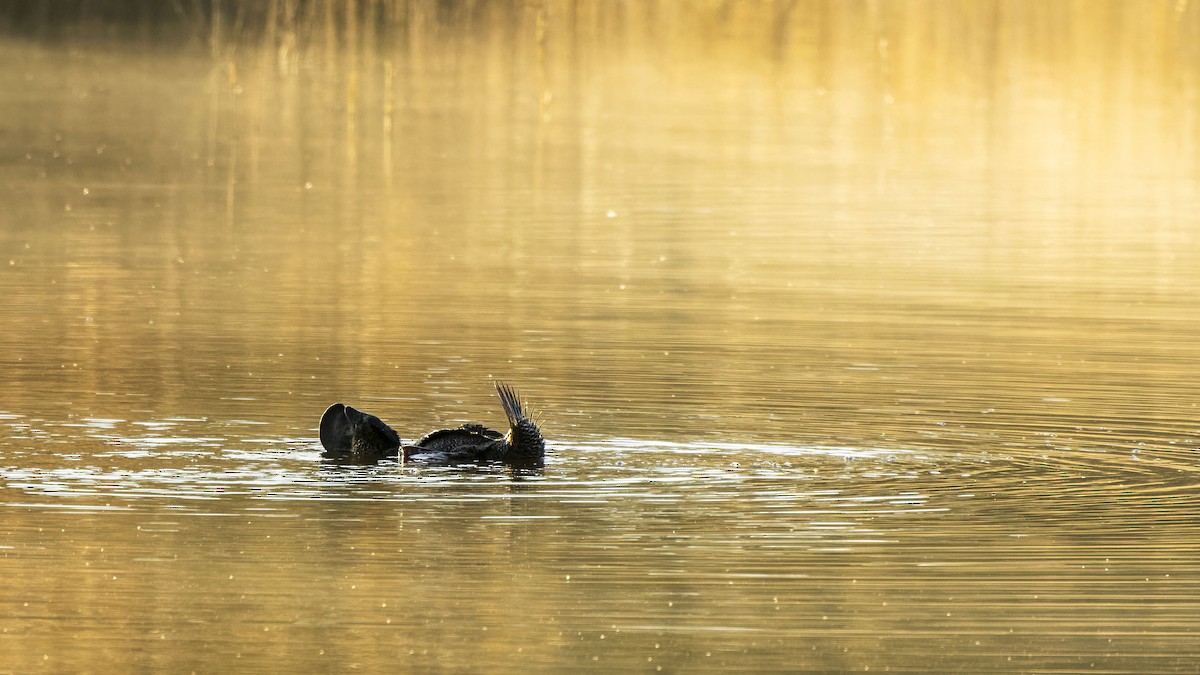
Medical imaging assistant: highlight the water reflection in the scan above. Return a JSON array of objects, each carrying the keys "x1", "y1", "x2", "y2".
[{"x1": 2, "y1": 0, "x2": 1200, "y2": 671}]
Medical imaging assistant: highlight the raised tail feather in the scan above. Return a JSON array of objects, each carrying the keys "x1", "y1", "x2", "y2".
[
  {"x1": 495, "y1": 381, "x2": 527, "y2": 428},
  {"x1": 495, "y1": 381, "x2": 545, "y2": 462}
]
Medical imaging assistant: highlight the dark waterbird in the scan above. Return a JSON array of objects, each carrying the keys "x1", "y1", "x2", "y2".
[{"x1": 318, "y1": 382, "x2": 545, "y2": 467}]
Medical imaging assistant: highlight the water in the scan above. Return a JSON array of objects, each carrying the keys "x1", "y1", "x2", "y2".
[{"x1": 2, "y1": 2, "x2": 1200, "y2": 671}]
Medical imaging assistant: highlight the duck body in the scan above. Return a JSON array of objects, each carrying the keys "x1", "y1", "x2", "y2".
[
  {"x1": 402, "y1": 423, "x2": 505, "y2": 464},
  {"x1": 319, "y1": 382, "x2": 545, "y2": 467}
]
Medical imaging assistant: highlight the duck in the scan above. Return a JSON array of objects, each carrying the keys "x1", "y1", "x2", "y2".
[{"x1": 318, "y1": 382, "x2": 545, "y2": 467}]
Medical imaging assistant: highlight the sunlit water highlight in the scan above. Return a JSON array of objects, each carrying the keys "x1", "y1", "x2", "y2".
[{"x1": 2, "y1": 1, "x2": 1200, "y2": 672}]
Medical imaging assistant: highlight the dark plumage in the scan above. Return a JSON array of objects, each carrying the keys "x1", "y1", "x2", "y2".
[
  {"x1": 494, "y1": 381, "x2": 546, "y2": 464},
  {"x1": 318, "y1": 403, "x2": 401, "y2": 463},
  {"x1": 318, "y1": 382, "x2": 546, "y2": 467}
]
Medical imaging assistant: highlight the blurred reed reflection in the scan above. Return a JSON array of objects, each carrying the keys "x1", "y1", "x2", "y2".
[
  {"x1": 1, "y1": 1, "x2": 1199, "y2": 672},
  {"x1": 1, "y1": 1, "x2": 1197, "y2": 444}
]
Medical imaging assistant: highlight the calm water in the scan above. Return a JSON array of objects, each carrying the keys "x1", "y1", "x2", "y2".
[{"x1": 2, "y1": 2, "x2": 1200, "y2": 672}]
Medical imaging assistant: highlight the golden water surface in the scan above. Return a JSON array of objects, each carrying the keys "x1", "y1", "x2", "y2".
[{"x1": 1, "y1": 2, "x2": 1199, "y2": 672}]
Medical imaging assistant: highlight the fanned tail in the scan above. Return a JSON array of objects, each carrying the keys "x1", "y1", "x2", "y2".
[
  {"x1": 494, "y1": 381, "x2": 545, "y2": 463},
  {"x1": 495, "y1": 381, "x2": 525, "y2": 428}
]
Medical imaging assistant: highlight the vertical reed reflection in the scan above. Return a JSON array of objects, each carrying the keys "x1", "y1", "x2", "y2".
[
  {"x1": 2, "y1": 1, "x2": 1195, "y2": 433},
  {"x1": 0, "y1": 3, "x2": 1199, "y2": 673}
]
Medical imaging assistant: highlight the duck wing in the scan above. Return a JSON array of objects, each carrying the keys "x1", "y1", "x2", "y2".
[
  {"x1": 414, "y1": 424, "x2": 502, "y2": 448},
  {"x1": 405, "y1": 424, "x2": 504, "y2": 464}
]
